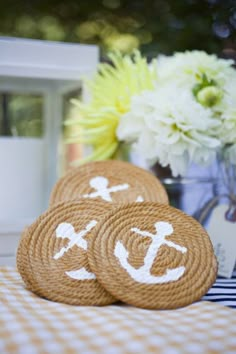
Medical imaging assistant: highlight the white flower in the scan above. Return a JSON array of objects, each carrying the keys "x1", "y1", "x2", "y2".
[
  {"x1": 117, "y1": 84, "x2": 221, "y2": 176},
  {"x1": 117, "y1": 50, "x2": 236, "y2": 175},
  {"x1": 157, "y1": 50, "x2": 234, "y2": 88},
  {"x1": 216, "y1": 77, "x2": 236, "y2": 149}
]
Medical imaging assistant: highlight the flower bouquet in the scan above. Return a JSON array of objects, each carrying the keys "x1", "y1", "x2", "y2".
[{"x1": 66, "y1": 50, "x2": 236, "y2": 220}]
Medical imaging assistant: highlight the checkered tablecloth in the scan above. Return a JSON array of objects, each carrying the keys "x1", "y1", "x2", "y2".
[{"x1": 0, "y1": 267, "x2": 236, "y2": 354}]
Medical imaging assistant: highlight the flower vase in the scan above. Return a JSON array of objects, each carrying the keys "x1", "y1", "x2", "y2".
[
  {"x1": 196, "y1": 154, "x2": 236, "y2": 275},
  {"x1": 151, "y1": 161, "x2": 219, "y2": 224},
  {"x1": 188, "y1": 155, "x2": 236, "y2": 226},
  {"x1": 152, "y1": 155, "x2": 236, "y2": 274}
]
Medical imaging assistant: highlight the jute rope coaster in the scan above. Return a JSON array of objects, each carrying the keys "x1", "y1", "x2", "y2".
[
  {"x1": 49, "y1": 160, "x2": 168, "y2": 206},
  {"x1": 17, "y1": 200, "x2": 116, "y2": 306},
  {"x1": 88, "y1": 202, "x2": 218, "y2": 310}
]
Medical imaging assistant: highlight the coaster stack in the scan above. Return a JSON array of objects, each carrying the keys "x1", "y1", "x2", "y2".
[{"x1": 17, "y1": 160, "x2": 217, "y2": 309}]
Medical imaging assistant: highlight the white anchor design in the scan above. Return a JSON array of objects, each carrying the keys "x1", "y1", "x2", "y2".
[
  {"x1": 114, "y1": 221, "x2": 187, "y2": 284},
  {"x1": 53, "y1": 221, "x2": 97, "y2": 280},
  {"x1": 136, "y1": 195, "x2": 144, "y2": 202},
  {"x1": 82, "y1": 176, "x2": 129, "y2": 202}
]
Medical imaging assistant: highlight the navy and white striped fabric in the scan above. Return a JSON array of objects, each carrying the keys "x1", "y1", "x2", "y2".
[{"x1": 203, "y1": 270, "x2": 236, "y2": 309}]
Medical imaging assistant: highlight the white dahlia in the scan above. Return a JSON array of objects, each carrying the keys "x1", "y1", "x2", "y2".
[
  {"x1": 117, "y1": 84, "x2": 221, "y2": 176},
  {"x1": 157, "y1": 50, "x2": 234, "y2": 88}
]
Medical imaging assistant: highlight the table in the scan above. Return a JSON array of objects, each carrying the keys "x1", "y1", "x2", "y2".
[{"x1": 0, "y1": 267, "x2": 235, "y2": 354}]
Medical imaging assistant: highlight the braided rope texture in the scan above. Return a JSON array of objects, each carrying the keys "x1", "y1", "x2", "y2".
[
  {"x1": 49, "y1": 160, "x2": 169, "y2": 206},
  {"x1": 88, "y1": 202, "x2": 218, "y2": 310},
  {"x1": 17, "y1": 200, "x2": 117, "y2": 306}
]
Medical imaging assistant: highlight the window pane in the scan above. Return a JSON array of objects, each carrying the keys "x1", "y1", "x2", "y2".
[{"x1": 0, "y1": 93, "x2": 43, "y2": 137}]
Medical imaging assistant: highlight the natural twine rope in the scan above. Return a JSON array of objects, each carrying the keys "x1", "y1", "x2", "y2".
[
  {"x1": 17, "y1": 200, "x2": 117, "y2": 306},
  {"x1": 49, "y1": 160, "x2": 169, "y2": 206},
  {"x1": 88, "y1": 202, "x2": 218, "y2": 310}
]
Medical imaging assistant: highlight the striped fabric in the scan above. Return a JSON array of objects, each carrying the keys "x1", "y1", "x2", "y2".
[{"x1": 203, "y1": 270, "x2": 236, "y2": 309}]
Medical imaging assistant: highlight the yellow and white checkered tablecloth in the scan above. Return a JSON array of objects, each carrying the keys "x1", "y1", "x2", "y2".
[{"x1": 0, "y1": 267, "x2": 236, "y2": 354}]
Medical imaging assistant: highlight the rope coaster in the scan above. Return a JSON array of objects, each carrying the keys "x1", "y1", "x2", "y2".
[
  {"x1": 17, "y1": 200, "x2": 116, "y2": 306},
  {"x1": 88, "y1": 202, "x2": 218, "y2": 310},
  {"x1": 49, "y1": 160, "x2": 168, "y2": 206}
]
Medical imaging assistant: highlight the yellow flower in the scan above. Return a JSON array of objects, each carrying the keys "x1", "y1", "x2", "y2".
[{"x1": 65, "y1": 50, "x2": 157, "y2": 163}]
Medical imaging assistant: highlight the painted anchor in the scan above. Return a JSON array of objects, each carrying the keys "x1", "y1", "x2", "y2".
[
  {"x1": 114, "y1": 221, "x2": 187, "y2": 284},
  {"x1": 82, "y1": 176, "x2": 129, "y2": 202},
  {"x1": 54, "y1": 220, "x2": 97, "y2": 280}
]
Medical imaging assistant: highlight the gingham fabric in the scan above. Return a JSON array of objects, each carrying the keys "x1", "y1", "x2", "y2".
[{"x1": 0, "y1": 267, "x2": 236, "y2": 354}]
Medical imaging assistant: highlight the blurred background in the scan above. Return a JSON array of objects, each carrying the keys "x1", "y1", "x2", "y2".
[
  {"x1": 0, "y1": 0, "x2": 235, "y2": 58},
  {"x1": 0, "y1": 0, "x2": 235, "y2": 142}
]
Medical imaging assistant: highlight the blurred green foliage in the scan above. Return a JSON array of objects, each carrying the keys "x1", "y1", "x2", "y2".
[{"x1": 0, "y1": 0, "x2": 235, "y2": 58}]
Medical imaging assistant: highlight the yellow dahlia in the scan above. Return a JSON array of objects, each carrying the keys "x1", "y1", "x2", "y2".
[{"x1": 65, "y1": 50, "x2": 157, "y2": 163}]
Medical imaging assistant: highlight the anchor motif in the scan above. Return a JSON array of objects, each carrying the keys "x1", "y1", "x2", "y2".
[
  {"x1": 136, "y1": 195, "x2": 144, "y2": 202},
  {"x1": 54, "y1": 221, "x2": 97, "y2": 280},
  {"x1": 82, "y1": 176, "x2": 129, "y2": 202},
  {"x1": 114, "y1": 221, "x2": 187, "y2": 284}
]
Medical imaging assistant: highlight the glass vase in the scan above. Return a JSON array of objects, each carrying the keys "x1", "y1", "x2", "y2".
[{"x1": 151, "y1": 155, "x2": 236, "y2": 228}]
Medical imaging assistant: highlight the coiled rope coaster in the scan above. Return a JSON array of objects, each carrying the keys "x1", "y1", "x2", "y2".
[
  {"x1": 88, "y1": 202, "x2": 218, "y2": 309},
  {"x1": 17, "y1": 200, "x2": 116, "y2": 306},
  {"x1": 49, "y1": 160, "x2": 168, "y2": 206}
]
